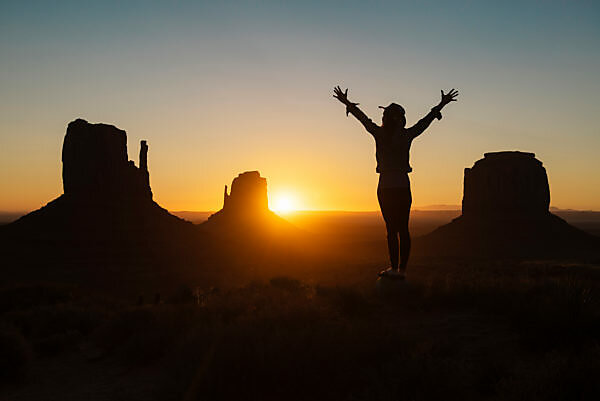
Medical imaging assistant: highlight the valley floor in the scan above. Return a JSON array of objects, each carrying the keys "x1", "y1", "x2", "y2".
[{"x1": 2, "y1": 261, "x2": 599, "y2": 401}]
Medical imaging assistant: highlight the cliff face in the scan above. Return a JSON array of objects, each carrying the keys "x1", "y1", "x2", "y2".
[
  {"x1": 419, "y1": 151, "x2": 598, "y2": 258},
  {"x1": 62, "y1": 119, "x2": 151, "y2": 199},
  {"x1": 462, "y1": 151, "x2": 549, "y2": 218}
]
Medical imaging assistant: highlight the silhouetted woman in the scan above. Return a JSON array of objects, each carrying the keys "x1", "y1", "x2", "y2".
[{"x1": 333, "y1": 86, "x2": 458, "y2": 279}]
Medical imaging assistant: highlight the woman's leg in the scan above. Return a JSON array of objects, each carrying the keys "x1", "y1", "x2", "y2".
[
  {"x1": 398, "y1": 188, "x2": 412, "y2": 272},
  {"x1": 386, "y1": 226, "x2": 399, "y2": 270},
  {"x1": 377, "y1": 187, "x2": 400, "y2": 270}
]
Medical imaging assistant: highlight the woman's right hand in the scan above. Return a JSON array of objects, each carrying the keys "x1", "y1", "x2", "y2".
[
  {"x1": 333, "y1": 86, "x2": 351, "y2": 105},
  {"x1": 333, "y1": 86, "x2": 359, "y2": 115}
]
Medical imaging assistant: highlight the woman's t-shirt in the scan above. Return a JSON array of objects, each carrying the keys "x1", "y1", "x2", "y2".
[{"x1": 346, "y1": 103, "x2": 442, "y2": 174}]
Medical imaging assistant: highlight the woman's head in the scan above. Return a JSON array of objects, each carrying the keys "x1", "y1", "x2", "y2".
[{"x1": 380, "y1": 103, "x2": 406, "y2": 128}]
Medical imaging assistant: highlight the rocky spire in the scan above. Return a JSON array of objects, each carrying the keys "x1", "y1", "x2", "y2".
[
  {"x1": 140, "y1": 140, "x2": 148, "y2": 172},
  {"x1": 223, "y1": 185, "x2": 230, "y2": 208}
]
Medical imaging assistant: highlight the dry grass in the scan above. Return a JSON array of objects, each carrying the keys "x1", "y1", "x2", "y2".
[{"x1": 1, "y1": 262, "x2": 599, "y2": 400}]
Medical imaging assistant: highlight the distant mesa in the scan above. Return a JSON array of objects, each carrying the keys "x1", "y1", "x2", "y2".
[
  {"x1": 206, "y1": 171, "x2": 270, "y2": 224},
  {"x1": 420, "y1": 151, "x2": 599, "y2": 258},
  {"x1": 223, "y1": 171, "x2": 269, "y2": 215},
  {"x1": 203, "y1": 171, "x2": 296, "y2": 234}
]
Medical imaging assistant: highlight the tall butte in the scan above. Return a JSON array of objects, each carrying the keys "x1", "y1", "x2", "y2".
[
  {"x1": 62, "y1": 119, "x2": 152, "y2": 199},
  {"x1": 419, "y1": 151, "x2": 598, "y2": 258},
  {"x1": 6, "y1": 119, "x2": 191, "y2": 240}
]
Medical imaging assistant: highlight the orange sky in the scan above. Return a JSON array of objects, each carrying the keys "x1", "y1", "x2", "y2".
[{"x1": 1, "y1": 2, "x2": 599, "y2": 212}]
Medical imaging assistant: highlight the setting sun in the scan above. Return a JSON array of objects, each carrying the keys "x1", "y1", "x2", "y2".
[{"x1": 270, "y1": 193, "x2": 298, "y2": 214}]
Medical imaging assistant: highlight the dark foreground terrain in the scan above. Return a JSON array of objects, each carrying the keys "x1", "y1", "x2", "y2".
[
  {"x1": 1, "y1": 209, "x2": 600, "y2": 400},
  {"x1": 2, "y1": 259, "x2": 600, "y2": 401}
]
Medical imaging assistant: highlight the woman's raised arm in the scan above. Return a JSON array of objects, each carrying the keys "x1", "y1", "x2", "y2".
[{"x1": 333, "y1": 86, "x2": 378, "y2": 135}]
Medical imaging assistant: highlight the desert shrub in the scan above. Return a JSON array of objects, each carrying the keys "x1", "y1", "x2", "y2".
[
  {"x1": 3, "y1": 269, "x2": 598, "y2": 400},
  {"x1": 91, "y1": 306, "x2": 199, "y2": 365},
  {"x1": 503, "y1": 278, "x2": 600, "y2": 351},
  {"x1": 269, "y1": 276, "x2": 303, "y2": 292},
  {"x1": 164, "y1": 319, "x2": 390, "y2": 400},
  {"x1": 316, "y1": 285, "x2": 371, "y2": 316},
  {"x1": 496, "y1": 347, "x2": 600, "y2": 400},
  {"x1": 0, "y1": 284, "x2": 110, "y2": 357},
  {"x1": 168, "y1": 285, "x2": 196, "y2": 304},
  {"x1": 0, "y1": 284, "x2": 74, "y2": 313},
  {"x1": 0, "y1": 325, "x2": 33, "y2": 384},
  {"x1": 161, "y1": 309, "x2": 522, "y2": 401},
  {"x1": 4, "y1": 305, "x2": 107, "y2": 356}
]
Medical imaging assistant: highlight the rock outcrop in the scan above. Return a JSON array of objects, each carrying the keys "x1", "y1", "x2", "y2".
[
  {"x1": 62, "y1": 119, "x2": 152, "y2": 199},
  {"x1": 419, "y1": 151, "x2": 598, "y2": 258}
]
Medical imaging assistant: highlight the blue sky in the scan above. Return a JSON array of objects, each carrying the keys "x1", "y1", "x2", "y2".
[{"x1": 1, "y1": 1, "x2": 599, "y2": 211}]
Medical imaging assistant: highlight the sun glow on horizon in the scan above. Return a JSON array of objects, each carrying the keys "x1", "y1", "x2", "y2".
[{"x1": 270, "y1": 192, "x2": 299, "y2": 215}]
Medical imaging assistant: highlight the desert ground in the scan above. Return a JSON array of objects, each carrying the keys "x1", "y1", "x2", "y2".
[{"x1": 1, "y1": 210, "x2": 599, "y2": 401}]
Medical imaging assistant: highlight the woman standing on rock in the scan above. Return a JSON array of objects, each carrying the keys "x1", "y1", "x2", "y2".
[{"x1": 333, "y1": 86, "x2": 458, "y2": 279}]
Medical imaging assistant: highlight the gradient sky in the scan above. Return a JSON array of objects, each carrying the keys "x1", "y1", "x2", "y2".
[{"x1": 1, "y1": 1, "x2": 599, "y2": 212}]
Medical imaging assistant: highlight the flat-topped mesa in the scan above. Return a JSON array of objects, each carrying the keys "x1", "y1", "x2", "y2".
[
  {"x1": 462, "y1": 151, "x2": 550, "y2": 218},
  {"x1": 222, "y1": 171, "x2": 269, "y2": 214},
  {"x1": 62, "y1": 119, "x2": 152, "y2": 199}
]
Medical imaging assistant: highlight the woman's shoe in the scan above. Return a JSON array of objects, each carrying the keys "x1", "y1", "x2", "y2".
[{"x1": 378, "y1": 268, "x2": 406, "y2": 280}]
